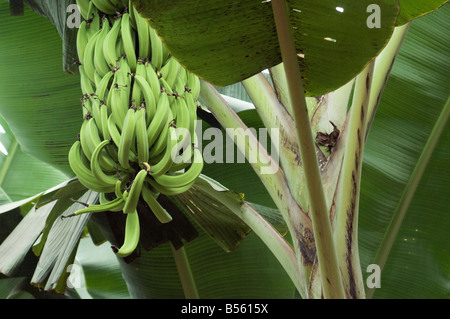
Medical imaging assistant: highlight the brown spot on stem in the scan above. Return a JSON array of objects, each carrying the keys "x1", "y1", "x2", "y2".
[
  {"x1": 357, "y1": 128, "x2": 362, "y2": 149},
  {"x1": 360, "y1": 106, "x2": 365, "y2": 123},
  {"x1": 345, "y1": 171, "x2": 358, "y2": 298},
  {"x1": 294, "y1": 224, "x2": 316, "y2": 266}
]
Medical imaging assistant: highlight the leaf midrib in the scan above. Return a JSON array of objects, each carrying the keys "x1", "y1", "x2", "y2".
[{"x1": 0, "y1": 139, "x2": 18, "y2": 188}]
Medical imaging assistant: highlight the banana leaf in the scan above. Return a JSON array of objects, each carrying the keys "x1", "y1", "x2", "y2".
[
  {"x1": 133, "y1": 0, "x2": 399, "y2": 96},
  {"x1": 358, "y1": 5, "x2": 450, "y2": 298},
  {"x1": 0, "y1": 114, "x2": 68, "y2": 205},
  {"x1": 0, "y1": 3, "x2": 82, "y2": 176},
  {"x1": 396, "y1": 0, "x2": 449, "y2": 25}
]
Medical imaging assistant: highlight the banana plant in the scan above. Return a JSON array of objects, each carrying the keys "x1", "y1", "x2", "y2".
[{"x1": 0, "y1": 0, "x2": 448, "y2": 299}]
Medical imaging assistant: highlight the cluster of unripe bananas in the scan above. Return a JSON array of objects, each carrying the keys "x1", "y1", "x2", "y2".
[{"x1": 67, "y1": 0, "x2": 204, "y2": 257}]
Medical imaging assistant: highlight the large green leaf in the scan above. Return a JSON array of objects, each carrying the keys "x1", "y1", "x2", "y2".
[
  {"x1": 396, "y1": 0, "x2": 449, "y2": 25},
  {"x1": 133, "y1": 0, "x2": 399, "y2": 96},
  {"x1": 359, "y1": 5, "x2": 450, "y2": 298},
  {"x1": 0, "y1": 114, "x2": 68, "y2": 205},
  {"x1": 74, "y1": 237, "x2": 130, "y2": 299},
  {"x1": 0, "y1": 3, "x2": 82, "y2": 176},
  {"x1": 24, "y1": 0, "x2": 79, "y2": 74}
]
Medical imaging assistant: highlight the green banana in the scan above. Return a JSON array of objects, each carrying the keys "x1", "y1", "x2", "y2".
[
  {"x1": 68, "y1": 140, "x2": 116, "y2": 193},
  {"x1": 98, "y1": 192, "x2": 125, "y2": 212},
  {"x1": 171, "y1": 96, "x2": 192, "y2": 163},
  {"x1": 95, "y1": 70, "x2": 114, "y2": 103},
  {"x1": 99, "y1": 101, "x2": 111, "y2": 140},
  {"x1": 133, "y1": 74, "x2": 156, "y2": 121},
  {"x1": 144, "y1": 61, "x2": 162, "y2": 105},
  {"x1": 174, "y1": 67, "x2": 188, "y2": 95},
  {"x1": 86, "y1": 11, "x2": 101, "y2": 39},
  {"x1": 148, "y1": 108, "x2": 173, "y2": 158},
  {"x1": 90, "y1": 139, "x2": 120, "y2": 188},
  {"x1": 186, "y1": 70, "x2": 201, "y2": 101},
  {"x1": 117, "y1": 107, "x2": 137, "y2": 169},
  {"x1": 112, "y1": 209, "x2": 140, "y2": 257},
  {"x1": 185, "y1": 91, "x2": 199, "y2": 142},
  {"x1": 131, "y1": 60, "x2": 146, "y2": 109},
  {"x1": 147, "y1": 91, "x2": 170, "y2": 148},
  {"x1": 135, "y1": 107, "x2": 149, "y2": 165},
  {"x1": 114, "y1": 178, "x2": 129, "y2": 200},
  {"x1": 128, "y1": 0, "x2": 137, "y2": 30},
  {"x1": 68, "y1": 195, "x2": 125, "y2": 217},
  {"x1": 148, "y1": 124, "x2": 177, "y2": 177},
  {"x1": 94, "y1": 17, "x2": 112, "y2": 77},
  {"x1": 91, "y1": 0, "x2": 117, "y2": 15},
  {"x1": 94, "y1": 71, "x2": 103, "y2": 88},
  {"x1": 153, "y1": 147, "x2": 203, "y2": 190},
  {"x1": 146, "y1": 176, "x2": 196, "y2": 196},
  {"x1": 77, "y1": 20, "x2": 89, "y2": 63},
  {"x1": 79, "y1": 117, "x2": 95, "y2": 160},
  {"x1": 121, "y1": 12, "x2": 137, "y2": 72},
  {"x1": 109, "y1": 0, "x2": 128, "y2": 9},
  {"x1": 159, "y1": 76, "x2": 174, "y2": 97},
  {"x1": 81, "y1": 95, "x2": 91, "y2": 118},
  {"x1": 148, "y1": 26, "x2": 164, "y2": 70},
  {"x1": 99, "y1": 103, "x2": 119, "y2": 162},
  {"x1": 107, "y1": 113, "x2": 138, "y2": 163},
  {"x1": 83, "y1": 29, "x2": 101, "y2": 83},
  {"x1": 103, "y1": 16, "x2": 122, "y2": 69},
  {"x1": 82, "y1": 116, "x2": 117, "y2": 172},
  {"x1": 85, "y1": 1, "x2": 97, "y2": 22},
  {"x1": 79, "y1": 65, "x2": 95, "y2": 96},
  {"x1": 107, "y1": 113, "x2": 122, "y2": 146},
  {"x1": 122, "y1": 168, "x2": 148, "y2": 215},
  {"x1": 109, "y1": 60, "x2": 131, "y2": 130},
  {"x1": 76, "y1": 0, "x2": 91, "y2": 21},
  {"x1": 133, "y1": 6, "x2": 150, "y2": 59},
  {"x1": 90, "y1": 97, "x2": 103, "y2": 132},
  {"x1": 141, "y1": 184, "x2": 172, "y2": 223},
  {"x1": 160, "y1": 56, "x2": 181, "y2": 88}
]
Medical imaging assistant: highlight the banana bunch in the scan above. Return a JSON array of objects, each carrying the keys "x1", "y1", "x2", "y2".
[{"x1": 68, "y1": 0, "x2": 203, "y2": 257}]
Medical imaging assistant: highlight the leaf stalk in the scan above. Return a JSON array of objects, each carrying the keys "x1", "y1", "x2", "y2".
[{"x1": 271, "y1": 0, "x2": 345, "y2": 299}]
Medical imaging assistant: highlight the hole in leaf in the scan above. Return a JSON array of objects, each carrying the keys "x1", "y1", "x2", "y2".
[{"x1": 324, "y1": 37, "x2": 337, "y2": 43}]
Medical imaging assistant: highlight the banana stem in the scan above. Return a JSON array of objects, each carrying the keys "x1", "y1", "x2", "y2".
[
  {"x1": 170, "y1": 243, "x2": 199, "y2": 299},
  {"x1": 271, "y1": 0, "x2": 345, "y2": 299},
  {"x1": 367, "y1": 95, "x2": 450, "y2": 299},
  {"x1": 198, "y1": 81, "x2": 292, "y2": 218},
  {"x1": 332, "y1": 60, "x2": 375, "y2": 299},
  {"x1": 242, "y1": 74, "x2": 309, "y2": 211},
  {"x1": 366, "y1": 22, "x2": 411, "y2": 138},
  {"x1": 199, "y1": 81, "x2": 311, "y2": 298}
]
